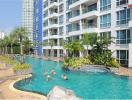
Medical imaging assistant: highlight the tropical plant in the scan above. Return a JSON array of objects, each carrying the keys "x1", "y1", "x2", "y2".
[
  {"x1": 64, "y1": 57, "x2": 92, "y2": 69},
  {"x1": 49, "y1": 40, "x2": 55, "y2": 57},
  {"x1": 13, "y1": 63, "x2": 31, "y2": 72},
  {"x1": 12, "y1": 27, "x2": 28, "y2": 64},
  {"x1": 64, "y1": 40, "x2": 84, "y2": 58},
  {"x1": 3, "y1": 36, "x2": 10, "y2": 55},
  {"x1": 8, "y1": 33, "x2": 16, "y2": 55},
  {"x1": 0, "y1": 55, "x2": 17, "y2": 65},
  {"x1": 0, "y1": 39, "x2": 4, "y2": 54},
  {"x1": 89, "y1": 35, "x2": 116, "y2": 66},
  {"x1": 23, "y1": 37, "x2": 32, "y2": 55},
  {"x1": 82, "y1": 32, "x2": 97, "y2": 56}
]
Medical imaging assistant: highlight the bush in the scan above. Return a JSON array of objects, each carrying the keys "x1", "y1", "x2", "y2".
[
  {"x1": 64, "y1": 57, "x2": 92, "y2": 69},
  {"x1": 13, "y1": 63, "x2": 31, "y2": 72},
  {"x1": 107, "y1": 58, "x2": 120, "y2": 68},
  {"x1": 0, "y1": 55, "x2": 17, "y2": 65}
]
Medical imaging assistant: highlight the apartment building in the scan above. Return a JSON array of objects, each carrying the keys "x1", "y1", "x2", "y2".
[
  {"x1": 33, "y1": 0, "x2": 132, "y2": 67},
  {"x1": 22, "y1": 0, "x2": 34, "y2": 41}
]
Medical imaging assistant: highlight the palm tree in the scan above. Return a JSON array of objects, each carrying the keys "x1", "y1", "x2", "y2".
[
  {"x1": 0, "y1": 39, "x2": 4, "y2": 55},
  {"x1": 64, "y1": 40, "x2": 84, "y2": 58},
  {"x1": 9, "y1": 33, "x2": 16, "y2": 55},
  {"x1": 90, "y1": 34, "x2": 114, "y2": 65},
  {"x1": 23, "y1": 37, "x2": 32, "y2": 55},
  {"x1": 49, "y1": 40, "x2": 55, "y2": 57},
  {"x1": 3, "y1": 36, "x2": 10, "y2": 55},
  {"x1": 12, "y1": 27, "x2": 28, "y2": 64},
  {"x1": 82, "y1": 32, "x2": 97, "y2": 56}
]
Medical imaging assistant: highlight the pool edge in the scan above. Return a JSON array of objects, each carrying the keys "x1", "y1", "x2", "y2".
[{"x1": 9, "y1": 74, "x2": 47, "y2": 99}]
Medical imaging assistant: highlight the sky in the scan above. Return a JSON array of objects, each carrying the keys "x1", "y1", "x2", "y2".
[{"x1": 0, "y1": 0, "x2": 22, "y2": 34}]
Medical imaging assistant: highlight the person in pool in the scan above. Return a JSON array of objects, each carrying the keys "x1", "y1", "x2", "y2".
[
  {"x1": 61, "y1": 74, "x2": 68, "y2": 80},
  {"x1": 46, "y1": 75, "x2": 52, "y2": 81},
  {"x1": 51, "y1": 70, "x2": 56, "y2": 75}
]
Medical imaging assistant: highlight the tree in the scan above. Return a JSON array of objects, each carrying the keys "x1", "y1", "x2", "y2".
[
  {"x1": 49, "y1": 40, "x2": 55, "y2": 57},
  {"x1": 82, "y1": 32, "x2": 97, "y2": 56},
  {"x1": 3, "y1": 36, "x2": 10, "y2": 55},
  {"x1": 12, "y1": 27, "x2": 28, "y2": 64},
  {"x1": 23, "y1": 37, "x2": 32, "y2": 55},
  {"x1": 90, "y1": 34, "x2": 113, "y2": 65},
  {"x1": 64, "y1": 40, "x2": 84, "y2": 58},
  {"x1": 0, "y1": 39, "x2": 4, "y2": 54},
  {"x1": 9, "y1": 33, "x2": 16, "y2": 55}
]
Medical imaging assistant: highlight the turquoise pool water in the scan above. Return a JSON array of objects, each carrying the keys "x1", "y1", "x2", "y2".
[{"x1": 15, "y1": 56, "x2": 132, "y2": 99}]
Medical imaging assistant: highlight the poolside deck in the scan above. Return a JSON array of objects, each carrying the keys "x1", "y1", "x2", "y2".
[
  {"x1": 0, "y1": 67, "x2": 46, "y2": 100},
  {"x1": 116, "y1": 67, "x2": 132, "y2": 77}
]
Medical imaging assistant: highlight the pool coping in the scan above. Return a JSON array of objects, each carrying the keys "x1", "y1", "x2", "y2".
[{"x1": 9, "y1": 74, "x2": 47, "y2": 99}]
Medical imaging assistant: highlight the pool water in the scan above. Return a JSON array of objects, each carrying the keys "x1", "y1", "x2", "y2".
[{"x1": 15, "y1": 56, "x2": 132, "y2": 99}]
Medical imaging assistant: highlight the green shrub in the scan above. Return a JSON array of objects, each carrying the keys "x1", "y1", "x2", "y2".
[
  {"x1": 0, "y1": 55, "x2": 17, "y2": 65},
  {"x1": 64, "y1": 57, "x2": 92, "y2": 69},
  {"x1": 13, "y1": 63, "x2": 31, "y2": 72},
  {"x1": 107, "y1": 58, "x2": 120, "y2": 68}
]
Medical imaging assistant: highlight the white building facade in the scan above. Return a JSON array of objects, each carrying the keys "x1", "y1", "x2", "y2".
[
  {"x1": 22, "y1": 0, "x2": 34, "y2": 41},
  {"x1": 35, "y1": 0, "x2": 132, "y2": 67}
]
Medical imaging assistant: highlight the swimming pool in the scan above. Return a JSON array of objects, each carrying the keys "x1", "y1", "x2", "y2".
[{"x1": 14, "y1": 56, "x2": 132, "y2": 99}]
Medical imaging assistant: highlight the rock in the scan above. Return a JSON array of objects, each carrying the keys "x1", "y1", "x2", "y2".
[
  {"x1": 109, "y1": 67, "x2": 119, "y2": 73},
  {"x1": 15, "y1": 68, "x2": 32, "y2": 75},
  {"x1": 47, "y1": 86, "x2": 81, "y2": 100}
]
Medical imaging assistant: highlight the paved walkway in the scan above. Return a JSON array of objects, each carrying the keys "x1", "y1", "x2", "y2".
[
  {"x1": 116, "y1": 67, "x2": 132, "y2": 76},
  {"x1": 0, "y1": 67, "x2": 46, "y2": 100}
]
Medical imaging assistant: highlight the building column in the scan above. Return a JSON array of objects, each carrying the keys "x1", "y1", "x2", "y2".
[
  {"x1": 57, "y1": 50, "x2": 60, "y2": 57},
  {"x1": 129, "y1": 43, "x2": 132, "y2": 67}
]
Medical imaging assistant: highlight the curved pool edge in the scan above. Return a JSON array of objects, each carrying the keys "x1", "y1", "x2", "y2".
[{"x1": 9, "y1": 74, "x2": 46, "y2": 100}]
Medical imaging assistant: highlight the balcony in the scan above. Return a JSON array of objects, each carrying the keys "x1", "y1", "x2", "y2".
[
  {"x1": 67, "y1": 27, "x2": 99, "y2": 36},
  {"x1": 48, "y1": 12, "x2": 59, "y2": 19},
  {"x1": 69, "y1": 10, "x2": 98, "y2": 22},
  {"x1": 129, "y1": 20, "x2": 132, "y2": 28},
  {"x1": 69, "y1": 0, "x2": 97, "y2": 9},
  {"x1": 49, "y1": 2, "x2": 59, "y2": 9},
  {"x1": 48, "y1": 24, "x2": 59, "y2": 29}
]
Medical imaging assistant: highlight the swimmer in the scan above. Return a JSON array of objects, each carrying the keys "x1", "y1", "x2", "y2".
[
  {"x1": 61, "y1": 74, "x2": 68, "y2": 80},
  {"x1": 46, "y1": 75, "x2": 52, "y2": 81},
  {"x1": 51, "y1": 70, "x2": 56, "y2": 75}
]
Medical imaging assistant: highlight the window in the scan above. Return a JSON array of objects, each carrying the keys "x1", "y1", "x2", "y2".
[
  {"x1": 88, "y1": 3, "x2": 97, "y2": 12},
  {"x1": 44, "y1": 1, "x2": 48, "y2": 8},
  {"x1": 117, "y1": 9, "x2": 130, "y2": 25},
  {"x1": 66, "y1": 12, "x2": 72, "y2": 22},
  {"x1": 116, "y1": 29, "x2": 130, "y2": 44},
  {"x1": 66, "y1": 24, "x2": 72, "y2": 33},
  {"x1": 59, "y1": 4, "x2": 64, "y2": 13},
  {"x1": 117, "y1": 50, "x2": 129, "y2": 66},
  {"x1": 116, "y1": 0, "x2": 128, "y2": 6},
  {"x1": 43, "y1": 10, "x2": 48, "y2": 17},
  {"x1": 59, "y1": 15, "x2": 64, "y2": 24},
  {"x1": 43, "y1": 30, "x2": 48, "y2": 37},
  {"x1": 59, "y1": 26, "x2": 64, "y2": 35},
  {"x1": 100, "y1": 0, "x2": 111, "y2": 11},
  {"x1": 100, "y1": 32, "x2": 111, "y2": 39},
  {"x1": 43, "y1": 20, "x2": 48, "y2": 27},
  {"x1": 100, "y1": 14, "x2": 111, "y2": 28}
]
